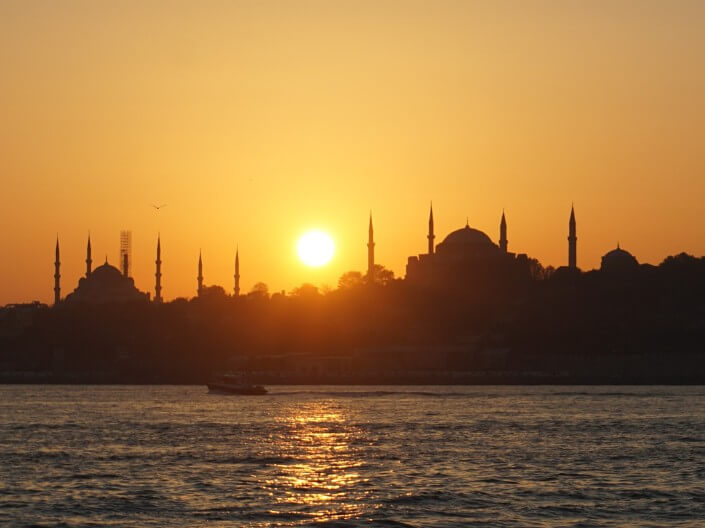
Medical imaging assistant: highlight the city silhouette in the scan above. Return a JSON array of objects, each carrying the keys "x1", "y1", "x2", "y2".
[{"x1": 2, "y1": 204, "x2": 704, "y2": 384}]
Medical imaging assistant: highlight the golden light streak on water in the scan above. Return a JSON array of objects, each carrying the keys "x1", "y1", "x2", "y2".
[{"x1": 266, "y1": 402, "x2": 366, "y2": 521}]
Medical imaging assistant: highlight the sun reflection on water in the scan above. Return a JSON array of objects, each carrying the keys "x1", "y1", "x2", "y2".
[{"x1": 265, "y1": 402, "x2": 367, "y2": 521}]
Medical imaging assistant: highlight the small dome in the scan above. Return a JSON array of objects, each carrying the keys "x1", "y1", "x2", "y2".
[{"x1": 601, "y1": 245, "x2": 639, "y2": 273}]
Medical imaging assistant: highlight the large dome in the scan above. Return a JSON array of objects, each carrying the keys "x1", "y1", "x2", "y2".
[
  {"x1": 435, "y1": 224, "x2": 500, "y2": 258},
  {"x1": 90, "y1": 262, "x2": 123, "y2": 280},
  {"x1": 64, "y1": 261, "x2": 149, "y2": 304}
]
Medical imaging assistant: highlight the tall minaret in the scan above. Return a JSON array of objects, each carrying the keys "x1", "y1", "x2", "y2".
[
  {"x1": 86, "y1": 234, "x2": 92, "y2": 277},
  {"x1": 154, "y1": 235, "x2": 162, "y2": 303},
  {"x1": 427, "y1": 203, "x2": 435, "y2": 255},
  {"x1": 568, "y1": 204, "x2": 577, "y2": 269},
  {"x1": 234, "y1": 247, "x2": 241, "y2": 296},
  {"x1": 197, "y1": 250, "x2": 204, "y2": 296},
  {"x1": 54, "y1": 237, "x2": 61, "y2": 306},
  {"x1": 499, "y1": 210, "x2": 508, "y2": 252},
  {"x1": 367, "y1": 213, "x2": 375, "y2": 283}
]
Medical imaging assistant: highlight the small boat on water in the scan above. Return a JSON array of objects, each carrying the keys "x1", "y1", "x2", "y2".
[{"x1": 207, "y1": 373, "x2": 268, "y2": 395}]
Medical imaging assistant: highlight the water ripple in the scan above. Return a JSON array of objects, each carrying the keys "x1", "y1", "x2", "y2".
[{"x1": 1, "y1": 385, "x2": 705, "y2": 527}]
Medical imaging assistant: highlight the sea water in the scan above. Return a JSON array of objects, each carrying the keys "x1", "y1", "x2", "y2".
[{"x1": 1, "y1": 385, "x2": 705, "y2": 527}]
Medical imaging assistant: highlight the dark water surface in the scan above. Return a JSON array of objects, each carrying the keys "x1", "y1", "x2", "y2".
[{"x1": 2, "y1": 385, "x2": 705, "y2": 527}]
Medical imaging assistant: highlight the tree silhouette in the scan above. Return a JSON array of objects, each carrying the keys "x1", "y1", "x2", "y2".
[
  {"x1": 199, "y1": 285, "x2": 228, "y2": 299},
  {"x1": 371, "y1": 264, "x2": 395, "y2": 285},
  {"x1": 338, "y1": 271, "x2": 364, "y2": 289},
  {"x1": 290, "y1": 283, "x2": 320, "y2": 298},
  {"x1": 248, "y1": 282, "x2": 269, "y2": 299}
]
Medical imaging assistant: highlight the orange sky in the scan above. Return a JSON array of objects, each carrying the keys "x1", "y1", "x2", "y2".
[{"x1": 1, "y1": 1, "x2": 705, "y2": 304}]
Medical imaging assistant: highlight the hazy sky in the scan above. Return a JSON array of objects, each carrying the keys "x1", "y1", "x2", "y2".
[{"x1": 2, "y1": 1, "x2": 705, "y2": 304}]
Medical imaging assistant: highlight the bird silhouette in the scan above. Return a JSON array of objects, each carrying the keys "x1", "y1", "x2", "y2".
[{"x1": 151, "y1": 203, "x2": 167, "y2": 210}]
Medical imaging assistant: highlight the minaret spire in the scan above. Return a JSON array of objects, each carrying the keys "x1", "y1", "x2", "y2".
[
  {"x1": 568, "y1": 204, "x2": 577, "y2": 269},
  {"x1": 154, "y1": 234, "x2": 162, "y2": 303},
  {"x1": 234, "y1": 246, "x2": 240, "y2": 297},
  {"x1": 367, "y1": 212, "x2": 375, "y2": 283},
  {"x1": 54, "y1": 236, "x2": 61, "y2": 306},
  {"x1": 86, "y1": 233, "x2": 92, "y2": 277},
  {"x1": 427, "y1": 202, "x2": 435, "y2": 255},
  {"x1": 499, "y1": 210, "x2": 508, "y2": 252},
  {"x1": 197, "y1": 250, "x2": 204, "y2": 296}
]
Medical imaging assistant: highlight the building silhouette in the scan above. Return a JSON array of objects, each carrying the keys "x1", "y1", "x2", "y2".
[
  {"x1": 155, "y1": 235, "x2": 163, "y2": 303},
  {"x1": 197, "y1": 251, "x2": 204, "y2": 296},
  {"x1": 428, "y1": 203, "x2": 435, "y2": 255},
  {"x1": 86, "y1": 234, "x2": 92, "y2": 277},
  {"x1": 64, "y1": 258, "x2": 149, "y2": 304},
  {"x1": 234, "y1": 247, "x2": 240, "y2": 296},
  {"x1": 54, "y1": 237, "x2": 61, "y2": 306},
  {"x1": 49, "y1": 233, "x2": 256, "y2": 304},
  {"x1": 601, "y1": 244, "x2": 639, "y2": 274},
  {"x1": 119, "y1": 230, "x2": 132, "y2": 277},
  {"x1": 405, "y1": 208, "x2": 530, "y2": 291},
  {"x1": 568, "y1": 205, "x2": 577, "y2": 269},
  {"x1": 367, "y1": 213, "x2": 375, "y2": 283},
  {"x1": 51, "y1": 234, "x2": 149, "y2": 304},
  {"x1": 499, "y1": 210, "x2": 508, "y2": 253}
]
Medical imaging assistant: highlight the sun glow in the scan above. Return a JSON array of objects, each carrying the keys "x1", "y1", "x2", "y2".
[{"x1": 297, "y1": 231, "x2": 335, "y2": 267}]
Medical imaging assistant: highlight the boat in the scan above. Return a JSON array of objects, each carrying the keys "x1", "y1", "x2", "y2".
[{"x1": 207, "y1": 373, "x2": 268, "y2": 395}]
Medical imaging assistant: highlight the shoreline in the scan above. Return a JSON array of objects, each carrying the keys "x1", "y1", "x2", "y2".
[{"x1": 3, "y1": 374, "x2": 705, "y2": 386}]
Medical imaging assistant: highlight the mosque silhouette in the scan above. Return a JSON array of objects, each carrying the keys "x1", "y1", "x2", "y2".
[{"x1": 51, "y1": 205, "x2": 638, "y2": 305}]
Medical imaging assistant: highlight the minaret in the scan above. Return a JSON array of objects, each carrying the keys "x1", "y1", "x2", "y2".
[
  {"x1": 197, "y1": 250, "x2": 204, "y2": 296},
  {"x1": 568, "y1": 204, "x2": 577, "y2": 269},
  {"x1": 427, "y1": 203, "x2": 435, "y2": 255},
  {"x1": 122, "y1": 253, "x2": 129, "y2": 277},
  {"x1": 86, "y1": 234, "x2": 92, "y2": 277},
  {"x1": 54, "y1": 237, "x2": 61, "y2": 306},
  {"x1": 367, "y1": 213, "x2": 375, "y2": 283},
  {"x1": 234, "y1": 247, "x2": 240, "y2": 296},
  {"x1": 499, "y1": 210, "x2": 508, "y2": 252},
  {"x1": 154, "y1": 235, "x2": 162, "y2": 303}
]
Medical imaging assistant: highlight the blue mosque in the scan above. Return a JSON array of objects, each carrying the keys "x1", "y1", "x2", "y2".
[{"x1": 52, "y1": 234, "x2": 241, "y2": 306}]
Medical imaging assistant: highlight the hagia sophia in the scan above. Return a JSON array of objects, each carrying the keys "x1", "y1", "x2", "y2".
[{"x1": 51, "y1": 205, "x2": 640, "y2": 305}]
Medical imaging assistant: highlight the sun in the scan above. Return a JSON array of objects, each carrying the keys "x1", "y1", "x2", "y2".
[{"x1": 297, "y1": 230, "x2": 335, "y2": 267}]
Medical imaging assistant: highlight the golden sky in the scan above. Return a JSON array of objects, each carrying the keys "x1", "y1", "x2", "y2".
[{"x1": 1, "y1": 1, "x2": 705, "y2": 304}]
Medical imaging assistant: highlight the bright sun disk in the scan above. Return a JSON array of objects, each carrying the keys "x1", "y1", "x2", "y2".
[{"x1": 297, "y1": 231, "x2": 335, "y2": 267}]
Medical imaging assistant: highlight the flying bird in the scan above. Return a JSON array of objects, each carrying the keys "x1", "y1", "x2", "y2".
[{"x1": 151, "y1": 203, "x2": 167, "y2": 210}]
